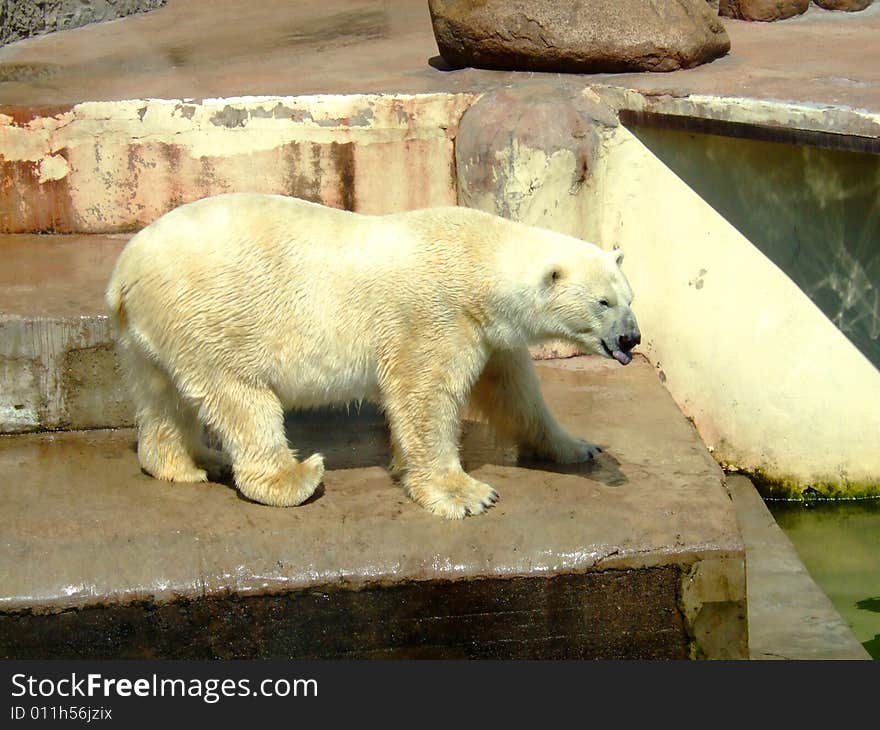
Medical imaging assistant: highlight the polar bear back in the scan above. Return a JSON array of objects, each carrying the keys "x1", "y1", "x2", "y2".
[
  {"x1": 106, "y1": 193, "x2": 626, "y2": 408},
  {"x1": 107, "y1": 194, "x2": 504, "y2": 405}
]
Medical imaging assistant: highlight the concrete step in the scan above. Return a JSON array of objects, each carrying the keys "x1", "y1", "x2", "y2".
[
  {"x1": 0, "y1": 233, "x2": 133, "y2": 432},
  {"x1": 0, "y1": 0, "x2": 876, "y2": 140},
  {"x1": 728, "y1": 475, "x2": 870, "y2": 660},
  {"x1": 0, "y1": 356, "x2": 748, "y2": 659}
]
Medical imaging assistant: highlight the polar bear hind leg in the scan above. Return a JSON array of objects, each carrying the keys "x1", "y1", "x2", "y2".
[
  {"x1": 195, "y1": 379, "x2": 324, "y2": 507},
  {"x1": 470, "y1": 348, "x2": 602, "y2": 463},
  {"x1": 118, "y1": 337, "x2": 211, "y2": 483}
]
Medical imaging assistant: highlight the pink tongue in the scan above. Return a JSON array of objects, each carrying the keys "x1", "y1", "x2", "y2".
[{"x1": 612, "y1": 350, "x2": 632, "y2": 365}]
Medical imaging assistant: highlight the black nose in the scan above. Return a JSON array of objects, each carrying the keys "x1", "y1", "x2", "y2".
[{"x1": 618, "y1": 332, "x2": 641, "y2": 353}]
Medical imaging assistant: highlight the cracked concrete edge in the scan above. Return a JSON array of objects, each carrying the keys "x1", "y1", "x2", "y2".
[
  {"x1": 593, "y1": 540, "x2": 749, "y2": 659},
  {"x1": 727, "y1": 474, "x2": 870, "y2": 660},
  {"x1": 679, "y1": 555, "x2": 749, "y2": 660},
  {"x1": 592, "y1": 85, "x2": 880, "y2": 141}
]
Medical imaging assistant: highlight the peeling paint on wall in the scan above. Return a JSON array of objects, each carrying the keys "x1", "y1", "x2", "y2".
[{"x1": 0, "y1": 93, "x2": 477, "y2": 232}]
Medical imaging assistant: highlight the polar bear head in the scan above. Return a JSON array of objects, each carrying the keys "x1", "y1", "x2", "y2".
[
  {"x1": 504, "y1": 238, "x2": 641, "y2": 365},
  {"x1": 550, "y1": 246, "x2": 640, "y2": 365}
]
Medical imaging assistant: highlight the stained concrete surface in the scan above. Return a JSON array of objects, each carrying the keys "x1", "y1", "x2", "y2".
[
  {"x1": 0, "y1": 356, "x2": 748, "y2": 658},
  {"x1": 0, "y1": 0, "x2": 877, "y2": 138},
  {"x1": 0, "y1": 234, "x2": 129, "y2": 317},
  {"x1": 0, "y1": 234, "x2": 133, "y2": 432},
  {"x1": 728, "y1": 475, "x2": 870, "y2": 659}
]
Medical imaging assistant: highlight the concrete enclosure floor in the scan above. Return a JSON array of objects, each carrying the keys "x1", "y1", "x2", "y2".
[{"x1": 1, "y1": 356, "x2": 747, "y2": 659}]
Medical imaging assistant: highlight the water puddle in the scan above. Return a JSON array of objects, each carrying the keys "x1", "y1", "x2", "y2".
[{"x1": 768, "y1": 499, "x2": 880, "y2": 659}]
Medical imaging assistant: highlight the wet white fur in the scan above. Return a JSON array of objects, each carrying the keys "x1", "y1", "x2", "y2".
[{"x1": 106, "y1": 193, "x2": 636, "y2": 519}]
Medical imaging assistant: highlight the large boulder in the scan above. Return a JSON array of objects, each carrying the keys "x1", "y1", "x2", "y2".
[
  {"x1": 813, "y1": 0, "x2": 872, "y2": 10},
  {"x1": 428, "y1": 0, "x2": 731, "y2": 73},
  {"x1": 718, "y1": 0, "x2": 810, "y2": 20}
]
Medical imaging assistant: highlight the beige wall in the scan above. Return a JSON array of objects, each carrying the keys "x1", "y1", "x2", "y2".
[{"x1": 586, "y1": 126, "x2": 880, "y2": 497}]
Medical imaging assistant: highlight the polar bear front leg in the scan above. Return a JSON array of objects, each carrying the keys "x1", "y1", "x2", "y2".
[
  {"x1": 379, "y1": 346, "x2": 497, "y2": 519},
  {"x1": 470, "y1": 347, "x2": 601, "y2": 463},
  {"x1": 198, "y1": 380, "x2": 324, "y2": 507}
]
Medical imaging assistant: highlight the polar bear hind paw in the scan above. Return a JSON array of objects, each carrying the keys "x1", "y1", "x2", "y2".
[
  {"x1": 235, "y1": 453, "x2": 325, "y2": 507},
  {"x1": 148, "y1": 462, "x2": 209, "y2": 483},
  {"x1": 138, "y1": 441, "x2": 209, "y2": 483},
  {"x1": 408, "y1": 472, "x2": 498, "y2": 520}
]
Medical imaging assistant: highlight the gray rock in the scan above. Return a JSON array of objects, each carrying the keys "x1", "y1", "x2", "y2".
[
  {"x1": 813, "y1": 0, "x2": 872, "y2": 10},
  {"x1": 456, "y1": 82, "x2": 618, "y2": 221},
  {"x1": 719, "y1": 0, "x2": 810, "y2": 21},
  {"x1": 428, "y1": 0, "x2": 731, "y2": 73},
  {"x1": 0, "y1": 0, "x2": 167, "y2": 47}
]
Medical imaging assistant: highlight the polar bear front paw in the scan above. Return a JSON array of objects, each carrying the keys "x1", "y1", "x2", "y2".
[
  {"x1": 523, "y1": 434, "x2": 602, "y2": 464},
  {"x1": 235, "y1": 453, "x2": 325, "y2": 507},
  {"x1": 557, "y1": 437, "x2": 602, "y2": 463},
  {"x1": 408, "y1": 472, "x2": 498, "y2": 520}
]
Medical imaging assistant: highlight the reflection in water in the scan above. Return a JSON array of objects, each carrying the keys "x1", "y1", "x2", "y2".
[
  {"x1": 768, "y1": 499, "x2": 880, "y2": 658},
  {"x1": 281, "y1": 403, "x2": 518, "y2": 472}
]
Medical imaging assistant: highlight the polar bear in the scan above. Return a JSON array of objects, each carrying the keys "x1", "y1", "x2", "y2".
[{"x1": 106, "y1": 193, "x2": 640, "y2": 519}]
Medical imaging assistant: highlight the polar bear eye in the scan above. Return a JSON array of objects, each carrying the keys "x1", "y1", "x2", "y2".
[{"x1": 598, "y1": 299, "x2": 610, "y2": 307}]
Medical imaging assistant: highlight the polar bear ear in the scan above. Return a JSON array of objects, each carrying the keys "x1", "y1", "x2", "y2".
[
  {"x1": 610, "y1": 246, "x2": 624, "y2": 268},
  {"x1": 543, "y1": 263, "x2": 565, "y2": 287}
]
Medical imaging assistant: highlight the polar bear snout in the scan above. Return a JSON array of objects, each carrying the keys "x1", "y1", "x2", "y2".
[
  {"x1": 603, "y1": 314, "x2": 641, "y2": 366},
  {"x1": 618, "y1": 331, "x2": 641, "y2": 354}
]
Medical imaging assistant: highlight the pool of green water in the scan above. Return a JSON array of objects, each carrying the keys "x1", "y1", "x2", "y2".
[{"x1": 767, "y1": 499, "x2": 880, "y2": 659}]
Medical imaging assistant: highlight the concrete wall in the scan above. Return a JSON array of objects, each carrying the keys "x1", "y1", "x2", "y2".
[
  {"x1": 0, "y1": 0, "x2": 166, "y2": 47},
  {"x1": 586, "y1": 125, "x2": 880, "y2": 498},
  {"x1": 628, "y1": 125, "x2": 880, "y2": 371},
  {"x1": 0, "y1": 93, "x2": 474, "y2": 232}
]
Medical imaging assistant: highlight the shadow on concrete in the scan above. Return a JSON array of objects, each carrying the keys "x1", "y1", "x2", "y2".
[
  {"x1": 518, "y1": 451, "x2": 629, "y2": 489},
  {"x1": 428, "y1": 54, "x2": 454, "y2": 72},
  {"x1": 131, "y1": 403, "x2": 628, "y2": 503},
  {"x1": 279, "y1": 404, "x2": 629, "y2": 490}
]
